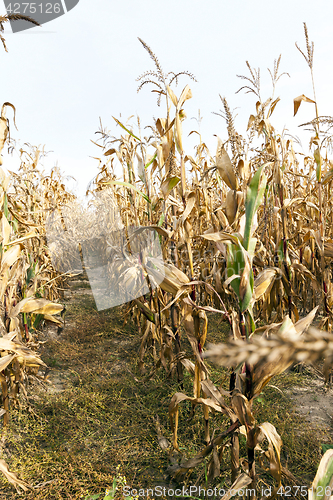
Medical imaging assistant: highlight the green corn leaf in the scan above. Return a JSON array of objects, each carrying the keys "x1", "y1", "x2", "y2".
[
  {"x1": 112, "y1": 116, "x2": 141, "y2": 141},
  {"x1": 240, "y1": 286, "x2": 252, "y2": 312},
  {"x1": 144, "y1": 153, "x2": 157, "y2": 169},
  {"x1": 314, "y1": 148, "x2": 322, "y2": 183},
  {"x1": 107, "y1": 181, "x2": 151, "y2": 204},
  {"x1": 247, "y1": 304, "x2": 256, "y2": 333},
  {"x1": 243, "y1": 164, "x2": 267, "y2": 251},
  {"x1": 240, "y1": 268, "x2": 254, "y2": 313},
  {"x1": 248, "y1": 237, "x2": 257, "y2": 258},
  {"x1": 226, "y1": 241, "x2": 244, "y2": 300},
  {"x1": 3, "y1": 192, "x2": 8, "y2": 218},
  {"x1": 309, "y1": 449, "x2": 333, "y2": 500},
  {"x1": 158, "y1": 213, "x2": 165, "y2": 227}
]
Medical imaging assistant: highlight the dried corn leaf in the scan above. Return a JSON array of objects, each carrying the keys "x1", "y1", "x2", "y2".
[
  {"x1": 180, "y1": 358, "x2": 195, "y2": 374},
  {"x1": 0, "y1": 114, "x2": 8, "y2": 165},
  {"x1": 0, "y1": 353, "x2": 15, "y2": 372},
  {"x1": 231, "y1": 390, "x2": 255, "y2": 427},
  {"x1": 169, "y1": 420, "x2": 240, "y2": 478},
  {"x1": 169, "y1": 392, "x2": 224, "y2": 450},
  {"x1": 181, "y1": 191, "x2": 196, "y2": 223},
  {"x1": 1, "y1": 215, "x2": 11, "y2": 246},
  {"x1": 11, "y1": 298, "x2": 63, "y2": 317},
  {"x1": 177, "y1": 85, "x2": 192, "y2": 110},
  {"x1": 253, "y1": 268, "x2": 280, "y2": 300},
  {"x1": 147, "y1": 257, "x2": 189, "y2": 295},
  {"x1": 5, "y1": 230, "x2": 38, "y2": 247},
  {"x1": 257, "y1": 422, "x2": 282, "y2": 485},
  {"x1": 293, "y1": 94, "x2": 316, "y2": 116},
  {"x1": 43, "y1": 314, "x2": 64, "y2": 326},
  {"x1": 216, "y1": 142, "x2": 238, "y2": 190},
  {"x1": 201, "y1": 379, "x2": 236, "y2": 422},
  {"x1": 0, "y1": 459, "x2": 30, "y2": 492},
  {"x1": 294, "y1": 305, "x2": 318, "y2": 334},
  {"x1": 166, "y1": 85, "x2": 178, "y2": 107},
  {"x1": 220, "y1": 473, "x2": 253, "y2": 500}
]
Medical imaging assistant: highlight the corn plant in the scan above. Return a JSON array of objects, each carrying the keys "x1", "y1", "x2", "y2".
[
  {"x1": 67, "y1": 25, "x2": 333, "y2": 495},
  {"x1": 0, "y1": 101, "x2": 73, "y2": 490}
]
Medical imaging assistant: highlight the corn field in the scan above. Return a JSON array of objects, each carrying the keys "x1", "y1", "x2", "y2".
[{"x1": 1, "y1": 18, "x2": 333, "y2": 499}]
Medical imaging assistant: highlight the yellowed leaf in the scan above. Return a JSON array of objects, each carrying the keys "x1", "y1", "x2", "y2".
[
  {"x1": 254, "y1": 268, "x2": 279, "y2": 300},
  {"x1": 181, "y1": 191, "x2": 196, "y2": 223},
  {"x1": 225, "y1": 190, "x2": 238, "y2": 225},
  {"x1": 160, "y1": 176, "x2": 180, "y2": 198},
  {"x1": 0, "y1": 459, "x2": 30, "y2": 492},
  {"x1": 257, "y1": 422, "x2": 282, "y2": 484},
  {"x1": 0, "y1": 354, "x2": 15, "y2": 372},
  {"x1": 267, "y1": 97, "x2": 280, "y2": 118},
  {"x1": 5, "y1": 231, "x2": 38, "y2": 247},
  {"x1": 293, "y1": 94, "x2": 316, "y2": 116},
  {"x1": 177, "y1": 84, "x2": 192, "y2": 109},
  {"x1": 1, "y1": 244, "x2": 22, "y2": 271},
  {"x1": 216, "y1": 140, "x2": 238, "y2": 190},
  {"x1": 220, "y1": 473, "x2": 252, "y2": 500},
  {"x1": 166, "y1": 85, "x2": 178, "y2": 107},
  {"x1": 175, "y1": 114, "x2": 183, "y2": 153},
  {"x1": 247, "y1": 114, "x2": 255, "y2": 131},
  {"x1": 1, "y1": 216, "x2": 11, "y2": 246},
  {"x1": 11, "y1": 298, "x2": 63, "y2": 317}
]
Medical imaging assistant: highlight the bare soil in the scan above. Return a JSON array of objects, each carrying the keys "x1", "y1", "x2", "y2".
[{"x1": 287, "y1": 374, "x2": 333, "y2": 432}]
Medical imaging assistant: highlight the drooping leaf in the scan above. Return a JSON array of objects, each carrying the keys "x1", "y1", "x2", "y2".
[
  {"x1": 177, "y1": 85, "x2": 192, "y2": 109},
  {"x1": 219, "y1": 473, "x2": 252, "y2": 500},
  {"x1": 293, "y1": 94, "x2": 316, "y2": 116},
  {"x1": 166, "y1": 85, "x2": 178, "y2": 107},
  {"x1": 253, "y1": 268, "x2": 280, "y2": 300},
  {"x1": 257, "y1": 422, "x2": 282, "y2": 485}
]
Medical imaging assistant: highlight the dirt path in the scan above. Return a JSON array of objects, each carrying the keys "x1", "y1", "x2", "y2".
[
  {"x1": 0, "y1": 277, "x2": 332, "y2": 498},
  {"x1": 0, "y1": 275, "x2": 161, "y2": 499},
  {"x1": 287, "y1": 372, "x2": 333, "y2": 432}
]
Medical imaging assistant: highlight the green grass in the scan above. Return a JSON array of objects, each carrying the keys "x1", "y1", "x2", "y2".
[{"x1": 0, "y1": 283, "x2": 330, "y2": 498}]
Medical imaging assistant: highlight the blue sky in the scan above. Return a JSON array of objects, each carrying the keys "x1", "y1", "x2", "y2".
[{"x1": 2, "y1": 0, "x2": 333, "y2": 197}]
